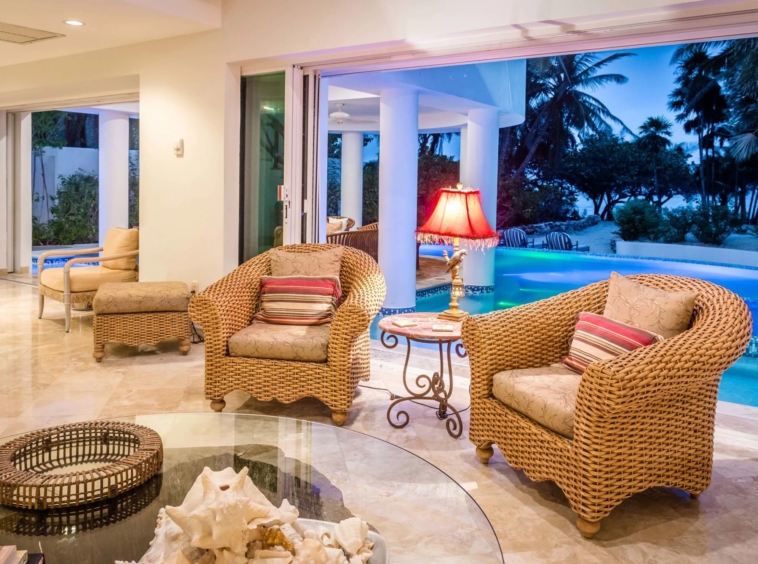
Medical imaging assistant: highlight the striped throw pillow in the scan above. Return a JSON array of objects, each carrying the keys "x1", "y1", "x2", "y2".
[
  {"x1": 254, "y1": 276, "x2": 342, "y2": 326},
  {"x1": 562, "y1": 312, "x2": 663, "y2": 374}
]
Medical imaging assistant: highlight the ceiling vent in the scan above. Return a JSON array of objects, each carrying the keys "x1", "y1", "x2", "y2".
[{"x1": 0, "y1": 22, "x2": 63, "y2": 45}]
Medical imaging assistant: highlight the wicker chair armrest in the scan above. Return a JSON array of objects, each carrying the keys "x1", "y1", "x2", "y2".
[
  {"x1": 328, "y1": 268, "x2": 386, "y2": 366},
  {"x1": 462, "y1": 281, "x2": 608, "y2": 399},
  {"x1": 188, "y1": 260, "x2": 266, "y2": 358},
  {"x1": 577, "y1": 299, "x2": 753, "y2": 417},
  {"x1": 38, "y1": 247, "x2": 103, "y2": 276}
]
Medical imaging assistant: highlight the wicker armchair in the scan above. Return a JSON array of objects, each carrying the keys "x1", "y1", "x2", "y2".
[
  {"x1": 462, "y1": 275, "x2": 752, "y2": 538},
  {"x1": 189, "y1": 244, "x2": 386, "y2": 425},
  {"x1": 326, "y1": 229, "x2": 378, "y2": 262}
]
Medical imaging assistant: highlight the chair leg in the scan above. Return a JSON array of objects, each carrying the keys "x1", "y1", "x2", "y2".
[
  {"x1": 93, "y1": 343, "x2": 105, "y2": 363},
  {"x1": 210, "y1": 398, "x2": 226, "y2": 412},
  {"x1": 331, "y1": 411, "x2": 348, "y2": 426},
  {"x1": 475, "y1": 443, "x2": 494, "y2": 465},
  {"x1": 179, "y1": 338, "x2": 191, "y2": 355},
  {"x1": 38, "y1": 295, "x2": 45, "y2": 319},
  {"x1": 64, "y1": 297, "x2": 72, "y2": 332},
  {"x1": 576, "y1": 516, "x2": 602, "y2": 539}
]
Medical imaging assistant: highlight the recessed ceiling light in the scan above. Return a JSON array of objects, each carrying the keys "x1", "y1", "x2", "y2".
[{"x1": 64, "y1": 20, "x2": 84, "y2": 26}]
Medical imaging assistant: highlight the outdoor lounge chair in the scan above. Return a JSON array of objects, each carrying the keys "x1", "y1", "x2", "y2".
[
  {"x1": 189, "y1": 244, "x2": 386, "y2": 425},
  {"x1": 500, "y1": 228, "x2": 535, "y2": 248},
  {"x1": 462, "y1": 274, "x2": 752, "y2": 538},
  {"x1": 545, "y1": 231, "x2": 589, "y2": 252},
  {"x1": 38, "y1": 228, "x2": 139, "y2": 332}
]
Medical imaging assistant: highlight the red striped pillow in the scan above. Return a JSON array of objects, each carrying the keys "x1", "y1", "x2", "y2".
[
  {"x1": 254, "y1": 276, "x2": 342, "y2": 326},
  {"x1": 562, "y1": 312, "x2": 663, "y2": 373}
]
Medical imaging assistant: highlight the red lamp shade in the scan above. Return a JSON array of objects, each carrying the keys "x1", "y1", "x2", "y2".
[{"x1": 416, "y1": 186, "x2": 498, "y2": 249}]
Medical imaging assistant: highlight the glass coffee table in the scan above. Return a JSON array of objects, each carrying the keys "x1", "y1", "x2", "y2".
[{"x1": 0, "y1": 413, "x2": 503, "y2": 563}]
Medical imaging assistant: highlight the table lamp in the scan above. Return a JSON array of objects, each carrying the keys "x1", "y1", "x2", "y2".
[{"x1": 416, "y1": 183, "x2": 499, "y2": 321}]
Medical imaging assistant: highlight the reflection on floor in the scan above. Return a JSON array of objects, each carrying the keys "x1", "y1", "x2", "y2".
[{"x1": 3, "y1": 279, "x2": 758, "y2": 562}]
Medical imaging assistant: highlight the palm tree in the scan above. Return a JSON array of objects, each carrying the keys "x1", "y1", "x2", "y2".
[
  {"x1": 637, "y1": 116, "x2": 673, "y2": 205},
  {"x1": 514, "y1": 52, "x2": 634, "y2": 176},
  {"x1": 668, "y1": 45, "x2": 728, "y2": 204}
]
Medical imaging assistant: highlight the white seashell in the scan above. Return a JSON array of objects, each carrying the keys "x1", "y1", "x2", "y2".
[
  {"x1": 117, "y1": 467, "x2": 374, "y2": 564},
  {"x1": 292, "y1": 539, "x2": 329, "y2": 564},
  {"x1": 323, "y1": 547, "x2": 348, "y2": 564},
  {"x1": 249, "y1": 549, "x2": 294, "y2": 563},
  {"x1": 333, "y1": 518, "x2": 369, "y2": 556},
  {"x1": 166, "y1": 467, "x2": 259, "y2": 555},
  {"x1": 213, "y1": 548, "x2": 250, "y2": 564}
]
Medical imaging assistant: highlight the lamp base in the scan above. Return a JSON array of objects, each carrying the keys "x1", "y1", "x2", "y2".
[{"x1": 438, "y1": 308, "x2": 469, "y2": 321}]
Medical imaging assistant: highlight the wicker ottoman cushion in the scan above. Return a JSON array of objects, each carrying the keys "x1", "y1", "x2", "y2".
[
  {"x1": 492, "y1": 365, "x2": 581, "y2": 439},
  {"x1": 228, "y1": 323, "x2": 330, "y2": 362},
  {"x1": 93, "y1": 282, "x2": 190, "y2": 314}
]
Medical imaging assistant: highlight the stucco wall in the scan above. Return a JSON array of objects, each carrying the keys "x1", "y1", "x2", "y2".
[{"x1": 616, "y1": 240, "x2": 758, "y2": 269}]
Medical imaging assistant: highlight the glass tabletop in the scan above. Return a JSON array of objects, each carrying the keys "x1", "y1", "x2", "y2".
[{"x1": 0, "y1": 413, "x2": 503, "y2": 563}]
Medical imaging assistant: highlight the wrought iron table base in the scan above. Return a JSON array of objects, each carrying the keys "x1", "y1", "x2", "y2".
[{"x1": 381, "y1": 331, "x2": 467, "y2": 439}]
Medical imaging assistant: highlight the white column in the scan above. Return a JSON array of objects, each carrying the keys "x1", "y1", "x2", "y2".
[
  {"x1": 459, "y1": 125, "x2": 468, "y2": 184},
  {"x1": 379, "y1": 88, "x2": 418, "y2": 313},
  {"x1": 340, "y1": 131, "x2": 363, "y2": 227},
  {"x1": 98, "y1": 110, "x2": 130, "y2": 246},
  {"x1": 462, "y1": 108, "x2": 499, "y2": 290},
  {"x1": 14, "y1": 112, "x2": 32, "y2": 273}
]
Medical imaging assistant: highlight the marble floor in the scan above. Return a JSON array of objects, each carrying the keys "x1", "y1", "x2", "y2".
[{"x1": 2, "y1": 278, "x2": 758, "y2": 562}]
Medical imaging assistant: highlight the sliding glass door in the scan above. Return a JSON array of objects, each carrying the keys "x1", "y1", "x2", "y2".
[{"x1": 240, "y1": 73, "x2": 286, "y2": 263}]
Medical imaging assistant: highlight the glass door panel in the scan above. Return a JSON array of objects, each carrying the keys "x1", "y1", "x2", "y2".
[{"x1": 240, "y1": 73, "x2": 285, "y2": 263}]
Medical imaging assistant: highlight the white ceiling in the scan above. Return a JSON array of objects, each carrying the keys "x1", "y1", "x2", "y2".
[{"x1": 0, "y1": 0, "x2": 221, "y2": 68}]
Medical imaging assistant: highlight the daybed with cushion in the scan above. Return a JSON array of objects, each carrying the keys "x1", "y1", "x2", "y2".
[
  {"x1": 189, "y1": 244, "x2": 386, "y2": 425},
  {"x1": 462, "y1": 273, "x2": 752, "y2": 538},
  {"x1": 38, "y1": 227, "x2": 139, "y2": 332}
]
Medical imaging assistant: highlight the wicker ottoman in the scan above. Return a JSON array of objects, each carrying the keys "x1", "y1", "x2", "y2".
[{"x1": 93, "y1": 281, "x2": 192, "y2": 362}]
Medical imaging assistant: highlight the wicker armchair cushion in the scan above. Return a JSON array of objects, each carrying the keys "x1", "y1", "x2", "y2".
[
  {"x1": 228, "y1": 323, "x2": 331, "y2": 362},
  {"x1": 253, "y1": 276, "x2": 341, "y2": 326},
  {"x1": 40, "y1": 266, "x2": 137, "y2": 293},
  {"x1": 102, "y1": 228, "x2": 139, "y2": 270},
  {"x1": 562, "y1": 312, "x2": 663, "y2": 373},
  {"x1": 270, "y1": 247, "x2": 344, "y2": 277},
  {"x1": 492, "y1": 365, "x2": 581, "y2": 438},
  {"x1": 326, "y1": 222, "x2": 344, "y2": 235},
  {"x1": 93, "y1": 281, "x2": 190, "y2": 314},
  {"x1": 604, "y1": 272, "x2": 697, "y2": 339}
]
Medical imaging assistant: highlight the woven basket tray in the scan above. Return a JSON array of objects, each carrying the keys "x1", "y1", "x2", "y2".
[{"x1": 0, "y1": 421, "x2": 163, "y2": 510}]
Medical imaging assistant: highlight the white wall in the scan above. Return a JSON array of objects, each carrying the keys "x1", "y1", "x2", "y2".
[
  {"x1": 616, "y1": 240, "x2": 758, "y2": 269},
  {"x1": 0, "y1": 0, "x2": 749, "y2": 287}
]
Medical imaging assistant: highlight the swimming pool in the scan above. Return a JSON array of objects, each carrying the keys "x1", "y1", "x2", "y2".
[{"x1": 372, "y1": 248, "x2": 758, "y2": 407}]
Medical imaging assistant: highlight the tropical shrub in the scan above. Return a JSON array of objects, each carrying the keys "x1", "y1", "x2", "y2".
[
  {"x1": 613, "y1": 199, "x2": 661, "y2": 241},
  {"x1": 32, "y1": 170, "x2": 99, "y2": 246},
  {"x1": 691, "y1": 204, "x2": 734, "y2": 245},
  {"x1": 497, "y1": 176, "x2": 577, "y2": 228},
  {"x1": 658, "y1": 206, "x2": 694, "y2": 243}
]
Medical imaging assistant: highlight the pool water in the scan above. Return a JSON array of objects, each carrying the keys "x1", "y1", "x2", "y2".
[{"x1": 372, "y1": 248, "x2": 758, "y2": 407}]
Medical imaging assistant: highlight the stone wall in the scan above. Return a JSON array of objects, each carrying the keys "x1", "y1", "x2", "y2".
[{"x1": 509, "y1": 215, "x2": 600, "y2": 236}]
